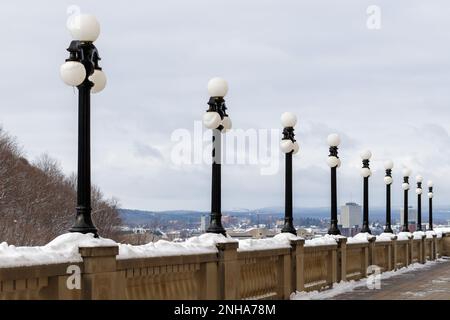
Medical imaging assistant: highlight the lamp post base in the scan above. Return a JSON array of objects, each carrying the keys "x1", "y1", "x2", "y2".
[
  {"x1": 401, "y1": 226, "x2": 410, "y2": 232},
  {"x1": 327, "y1": 224, "x2": 341, "y2": 235},
  {"x1": 69, "y1": 207, "x2": 98, "y2": 237},
  {"x1": 383, "y1": 226, "x2": 393, "y2": 234},
  {"x1": 206, "y1": 212, "x2": 226, "y2": 235},
  {"x1": 206, "y1": 226, "x2": 226, "y2": 235},
  {"x1": 281, "y1": 218, "x2": 297, "y2": 235},
  {"x1": 360, "y1": 226, "x2": 371, "y2": 234},
  {"x1": 69, "y1": 226, "x2": 99, "y2": 235}
]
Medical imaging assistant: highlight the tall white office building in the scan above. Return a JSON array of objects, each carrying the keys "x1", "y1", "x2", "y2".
[
  {"x1": 399, "y1": 206, "x2": 417, "y2": 226},
  {"x1": 339, "y1": 202, "x2": 362, "y2": 228},
  {"x1": 200, "y1": 215, "x2": 207, "y2": 232}
]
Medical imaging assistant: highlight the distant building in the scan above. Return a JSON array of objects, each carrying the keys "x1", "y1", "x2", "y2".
[
  {"x1": 166, "y1": 231, "x2": 181, "y2": 241},
  {"x1": 296, "y1": 228, "x2": 315, "y2": 239},
  {"x1": 400, "y1": 206, "x2": 417, "y2": 231},
  {"x1": 339, "y1": 202, "x2": 362, "y2": 228},
  {"x1": 275, "y1": 220, "x2": 284, "y2": 229},
  {"x1": 227, "y1": 227, "x2": 277, "y2": 239},
  {"x1": 132, "y1": 226, "x2": 148, "y2": 234},
  {"x1": 339, "y1": 202, "x2": 362, "y2": 237},
  {"x1": 200, "y1": 215, "x2": 208, "y2": 232}
]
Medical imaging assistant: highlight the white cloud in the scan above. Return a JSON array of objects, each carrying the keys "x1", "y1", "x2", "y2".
[{"x1": 1, "y1": 0, "x2": 450, "y2": 210}]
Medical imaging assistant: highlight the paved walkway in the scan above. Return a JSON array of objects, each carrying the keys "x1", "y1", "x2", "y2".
[{"x1": 330, "y1": 258, "x2": 450, "y2": 300}]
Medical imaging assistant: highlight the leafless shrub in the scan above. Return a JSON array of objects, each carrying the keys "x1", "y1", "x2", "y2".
[{"x1": 0, "y1": 127, "x2": 122, "y2": 245}]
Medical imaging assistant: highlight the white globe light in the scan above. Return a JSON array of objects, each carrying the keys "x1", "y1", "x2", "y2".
[
  {"x1": 416, "y1": 188, "x2": 422, "y2": 195},
  {"x1": 402, "y1": 168, "x2": 412, "y2": 177},
  {"x1": 384, "y1": 176, "x2": 393, "y2": 185},
  {"x1": 280, "y1": 112, "x2": 297, "y2": 128},
  {"x1": 360, "y1": 150, "x2": 372, "y2": 160},
  {"x1": 207, "y1": 77, "x2": 228, "y2": 97},
  {"x1": 402, "y1": 183, "x2": 409, "y2": 190},
  {"x1": 280, "y1": 140, "x2": 294, "y2": 153},
  {"x1": 384, "y1": 160, "x2": 394, "y2": 170},
  {"x1": 428, "y1": 192, "x2": 433, "y2": 198},
  {"x1": 360, "y1": 168, "x2": 371, "y2": 178},
  {"x1": 221, "y1": 116, "x2": 232, "y2": 131},
  {"x1": 292, "y1": 142, "x2": 300, "y2": 155},
  {"x1": 327, "y1": 156, "x2": 339, "y2": 168},
  {"x1": 60, "y1": 61, "x2": 86, "y2": 86},
  {"x1": 415, "y1": 175, "x2": 423, "y2": 183},
  {"x1": 203, "y1": 112, "x2": 221, "y2": 129},
  {"x1": 89, "y1": 69, "x2": 107, "y2": 93},
  {"x1": 68, "y1": 14, "x2": 100, "y2": 42},
  {"x1": 327, "y1": 133, "x2": 340, "y2": 147},
  {"x1": 427, "y1": 180, "x2": 434, "y2": 187}
]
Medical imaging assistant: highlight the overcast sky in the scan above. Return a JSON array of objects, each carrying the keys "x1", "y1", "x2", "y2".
[{"x1": 1, "y1": 1, "x2": 450, "y2": 211}]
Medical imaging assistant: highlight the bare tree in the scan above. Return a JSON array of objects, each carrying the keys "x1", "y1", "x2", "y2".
[{"x1": 0, "y1": 127, "x2": 122, "y2": 245}]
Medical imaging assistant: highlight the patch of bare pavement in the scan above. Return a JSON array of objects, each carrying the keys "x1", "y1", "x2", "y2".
[{"x1": 330, "y1": 257, "x2": 450, "y2": 300}]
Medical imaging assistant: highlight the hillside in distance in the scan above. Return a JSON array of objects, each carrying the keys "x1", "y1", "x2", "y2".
[{"x1": 120, "y1": 206, "x2": 450, "y2": 228}]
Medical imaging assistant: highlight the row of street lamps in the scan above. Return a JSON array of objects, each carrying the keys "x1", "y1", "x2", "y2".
[
  {"x1": 201, "y1": 82, "x2": 435, "y2": 237},
  {"x1": 201, "y1": 77, "x2": 435, "y2": 236},
  {"x1": 325, "y1": 139, "x2": 435, "y2": 236},
  {"x1": 59, "y1": 15, "x2": 435, "y2": 238}
]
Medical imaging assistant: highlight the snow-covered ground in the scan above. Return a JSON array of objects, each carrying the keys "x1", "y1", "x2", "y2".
[{"x1": 291, "y1": 259, "x2": 447, "y2": 300}]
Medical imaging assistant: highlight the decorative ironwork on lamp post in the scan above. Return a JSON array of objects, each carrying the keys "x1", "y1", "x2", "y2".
[
  {"x1": 60, "y1": 14, "x2": 107, "y2": 236},
  {"x1": 401, "y1": 168, "x2": 412, "y2": 232},
  {"x1": 203, "y1": 77, "x2": 231, "y2": 235},
  {"x1": 279, "y1": 112, "x2": 299, "y2": 235},
  {"x1": 327, "y1": 133, "x2": 341, "y2": 235},
  {"x1": 427, "y1": 180, "x2": 434, "y2": 231},
  {"x1": 360, "y1": 150, "x2": 372, "y2": 234},
  {"x1": 383, "y1": 160, "x2": 394, "y2": 233},
  {"x1": 415, "y1": 175, "x2": 423, "y2": 231}
]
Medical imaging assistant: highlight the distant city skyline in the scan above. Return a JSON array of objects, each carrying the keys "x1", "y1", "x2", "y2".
[{"x1": 1, "y1": 1, "x2": 450, "y2": 211}]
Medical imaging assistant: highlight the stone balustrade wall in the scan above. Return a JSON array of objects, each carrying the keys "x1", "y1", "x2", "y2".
[{"x1": 1, "y1": 233, "x2": 449, "y2": 300}]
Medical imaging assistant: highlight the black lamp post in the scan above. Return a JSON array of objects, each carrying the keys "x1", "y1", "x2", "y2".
[
  {"x1": 360, "y1": 150, "x2": 372, "y2": 234},
  {"x1": 327, "y1": 133, "x2": 341, "y2": 235},
  {"x1": 415, "y1": 175, "x2": 423, "y2": 231},
  {"x1": 383, "y1": 160, "x2": 394, "y2": 233},
  {"x1": 203, "y1": 78, "x2": 231, "y2": 235},
  {"x1": 427, "y1": 180, "x2": 434, "y2": 231},
  {"x1": 401, "y1": 168, "x2": 412, "y2": 232},
  {"x1": 280, "y1": 112, "x2": 299, "y2": 235},
  {"x1": 60, "y1": 14, "x2": 107, "y2": 236}
]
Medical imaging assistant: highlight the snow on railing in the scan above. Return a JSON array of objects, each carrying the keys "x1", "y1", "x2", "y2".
[
  {"x1": 0, "y1": 233, "x2": 115, "y2": 268},
  {"x1": 0, "y1": 231, "x2": 448, "y2": 300}
]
